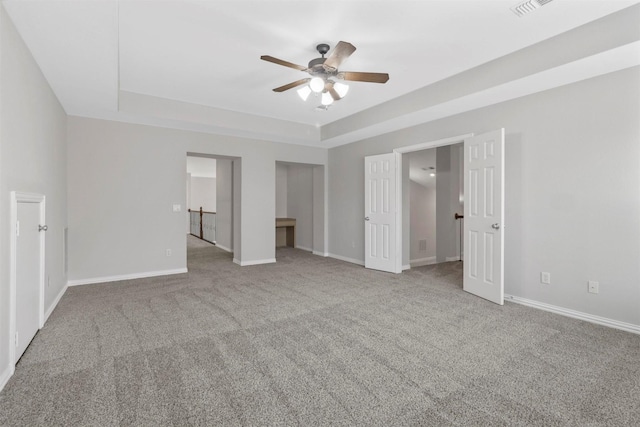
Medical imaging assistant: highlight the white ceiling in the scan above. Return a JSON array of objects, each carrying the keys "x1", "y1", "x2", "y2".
[
  {"x1": 4, "y1": 0, "x2": 639, "y2": 147},
  {"x1": 409, "y1": 149, "x2": 438, "y2": 189}
]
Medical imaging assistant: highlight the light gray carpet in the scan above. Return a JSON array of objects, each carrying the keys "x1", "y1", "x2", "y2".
[{"x1": 1, "y1": 235, "x2": 639, "y2": 426}]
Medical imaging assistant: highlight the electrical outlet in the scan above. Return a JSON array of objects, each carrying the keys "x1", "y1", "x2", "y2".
[
  {"x1": 540, "y1": 272, "x2": 551, "y2": 284},
  {"x1": 172, "y1": 204, "x2": 181, "y2": 212},
  {"x1": 351, "y1": 241, "x2": 356, "y2": 248},
  {"x1": 588, "y1": 280, "x2": 599, "y2": 294},
  {"x1": 166, "y1": 249, "x2": 172, "y2": 257}
]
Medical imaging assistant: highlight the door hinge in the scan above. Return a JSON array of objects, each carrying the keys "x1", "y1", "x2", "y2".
[
  {"x1": 16, "y1": 220, "x2": 20, "y2": 237},
  {"x1": 15, "y1": 331, "x2": 19, "y2": 347}
]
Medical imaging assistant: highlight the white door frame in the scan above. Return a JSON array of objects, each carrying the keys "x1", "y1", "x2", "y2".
[
  {"x1": 9, "y1": 191, "x2": 46, "y2": 370},
  {"x1": 393, "y1": 133, "x2": 474, "y2": 271}
]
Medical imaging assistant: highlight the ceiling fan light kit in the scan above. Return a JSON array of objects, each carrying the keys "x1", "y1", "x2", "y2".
[
  {"x1": 333, "y1": 82, "x2": 349, "y2": 98},
  {"x1": 261, "y1": 41, "x2": 389, "y2": 109},
  {"x1": 297, "y1": 85, "x2": 312, "y2": 101},
  {"x1": 321, "y1": 92, "x2": 334, "y2": 106},
  {"x1": 309, "y1": 77, "x2": 325, "y2": 93}
]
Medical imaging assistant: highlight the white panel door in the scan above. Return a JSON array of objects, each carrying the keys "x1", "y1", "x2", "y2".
[
  {"x1": 364, "y1": 153, "x2": 400, "y2": 273},
  {"x1": 463, "y1": 129, "x2": 505, "y2": 305},
  {"x1": 16, "y1": 201, "x2": 42, "y2": 360}
]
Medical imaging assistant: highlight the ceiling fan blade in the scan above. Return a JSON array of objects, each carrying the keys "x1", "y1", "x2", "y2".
[
  {"x1": 338, "y1": 71, "x2": 389, "y2": 84},
  {"x1": 323, "y1": 41, "x2": 356, "y2": 71},
  {"x1": 261, "y1": 55, "x2": 307, "y2": 71},
  {"x1": 273, "y1": 78, "x2": 310, "y2": 92}
]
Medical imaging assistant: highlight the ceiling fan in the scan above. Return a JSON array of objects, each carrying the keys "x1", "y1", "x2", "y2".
[{"x1": 261, "y1": 41, "x2": 389, "y2": 107}]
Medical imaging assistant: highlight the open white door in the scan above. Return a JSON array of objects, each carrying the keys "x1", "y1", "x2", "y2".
[
  {"x1": 463, "y1": 129, "x2": 505, "y2": 305},
  {"x1": 364, "y1": 153, "x2": 400, "y2": 273}
]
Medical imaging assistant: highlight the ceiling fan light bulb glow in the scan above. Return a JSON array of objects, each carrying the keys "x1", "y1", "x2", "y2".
[
  {"x1": 321, "y1": 92, "x2": 334, "y2": 106},
  {"x1": 297, "y1": 85, "x2": 311, "y2": 101},
  {"x1": 333, "y1": 82, "x2": 349, "y2": 98},
  {"x1": 309, "y1": 77, "x2": 325, "y2": 93}
]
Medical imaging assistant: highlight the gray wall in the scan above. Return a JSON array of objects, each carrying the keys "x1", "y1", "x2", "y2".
[
  {"x1": 232, "y1": 159, "x2": 242, "y2": 262},
  {"x1": 185, "y1": 172, "x2": 191, "y2": 233},
  {"x1": 402, "y1": 156, "x2": 410, "y2": 268},
  {"x1": 328, "y1": 67, "x2": 640, "y2": 326},
  {"x1": 435, "y1": 145, "x2": 463, "y2": 262},
  {"x1": 68, "y1": 116, "x2": 327, "y2": 279},
  {"x1": 215, "y1": 159, "x2": 233, "y2": 252},
  {"x1": 312, "y1": 165, "x2": 326, "y2": 256},
  {"x1": 0, "y1": 6, "x2": 68, "y2": 382},
  {"x1": 409, "y1": 180, "x2": 436, "y2": 263},
  {"x1": 287, "y1": 165, "x2": 313, "y2": 251},
  {"x1": 190, "y1": 176, "x2": 216, "y2": 212},
  {"x1": 275, "y1": 163, "x2": 288, "y2": 217}
]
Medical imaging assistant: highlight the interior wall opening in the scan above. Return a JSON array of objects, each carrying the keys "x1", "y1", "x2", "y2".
[{"x1": 186, "y1": 153, "x2": 240, "y2": 261}]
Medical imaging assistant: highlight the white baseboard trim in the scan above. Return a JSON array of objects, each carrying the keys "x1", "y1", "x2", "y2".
[
  {"x1": 295, "y1": 245, "x2": 313, "y2": 252},
  {"x1": 328, "y1": 253, "x2": 364, "y2": 266},
  {"x1": 44, "y1": 283, "x2": 68, "y2": 322},
  {"x1": 216, "y1": 244, "x2": 232, "y2": 253},
  {"x1": 445, "y1": 256, "x2": 461, "y2": 262},
  {"x1": 0, "y1": 364, "x2": 14, "y2": 393},
  {"x1": 411, "y1": 257, "x2": 437, "y2": 267},
  {"x1": 312, "y1": 251, "x2": 329, "y2": 257},
  {"x1": 504, "y1": 294, "x2": 640, "y2": 335},
  {"x1": 67, "y1": 268, "x2": 188, "y2": 287},
  {"x1": 402, "y1": 264, "x2": 411, "y2": 271},
  {"x1": 233, "y1": 258, "x2": 276, "y2": 266}
]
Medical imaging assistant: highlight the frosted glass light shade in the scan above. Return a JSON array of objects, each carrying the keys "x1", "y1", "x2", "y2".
[
  {"x1": 321, "y1": 91, "x2": 334, "y2": 106},
  {"x1": 297, "y1": 85, "x2": 311, "y2": 101},
  {"x1": 309, "y1": 77, "x2": 325, "y2": 93},
  {"x1": 333, "y1": 82, "x2": 349, "y2": 98}
]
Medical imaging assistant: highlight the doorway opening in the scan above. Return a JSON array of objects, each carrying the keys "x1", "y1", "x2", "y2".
[
  {"x1": 187, "y1": 156, "x2": 218, "y2": 246},
  {"x1": 406, "y1": 143, "x2": 464, "y2": 270},
  {"x1": 393, "y1": 134, "x2": 472, "y2": 272},
  {"x1": 186, "y1": 153, "x2": 240, "y2": 263}
]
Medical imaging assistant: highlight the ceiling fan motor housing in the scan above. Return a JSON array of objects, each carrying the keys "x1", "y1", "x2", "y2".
[
  {"x1": 308, "y1": 57, "x2": 326, "y2": 69},
  {"x1": 307, "y1": 43, "x2": 338, "y2": 77},
  {"x1": 308, "y1": 57, "x2": 336, "y2": 77}
]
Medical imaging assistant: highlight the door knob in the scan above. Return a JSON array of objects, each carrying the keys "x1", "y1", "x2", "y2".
[
  {"x1": 491, "y1": 223, "x2": 500, "y2": 230},
  {"x1": 364, "y1": 217, "x2": 370, "y2": 221},
  {"x1": 39, "y1": 225, "x2": 48, "y2": 232}
]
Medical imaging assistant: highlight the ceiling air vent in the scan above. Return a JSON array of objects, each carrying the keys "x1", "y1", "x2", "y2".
[{"x1": 511, "y1": 0, "x2": 554, "y2": 17}]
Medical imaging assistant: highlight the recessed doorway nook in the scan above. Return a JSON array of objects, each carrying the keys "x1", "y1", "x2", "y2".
[{"x1": 275, "y1": 161, "x2": 327, "y2": 258}]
